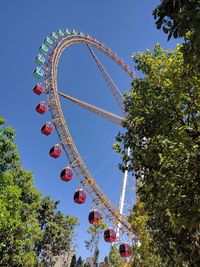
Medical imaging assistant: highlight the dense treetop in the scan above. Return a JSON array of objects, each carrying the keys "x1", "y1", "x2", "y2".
[
  {"x1": 0, "y1": 117, "x2": 78, "y2": 266},
  {"x1": 153, "y1": 0, "x2": 200, "y2": 71},
  {"x1": 115, "y1": 44, "x2": 200, "y2": 266}
]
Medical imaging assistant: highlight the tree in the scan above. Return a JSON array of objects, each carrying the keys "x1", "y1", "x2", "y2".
[
  {"x1": 83, "y1": 263, "x2": 91, "y2": 267},
  {"x1": 0, "y1": 172, "x2": 38, "y2": 266},
  {"x1": 129, "y1": 202, "x2": 165, "y2": 267},
  {"x1": 35, "y1": 196, "x2": 79, "y2": 266},
  {"x1": 104, "y1": 256, "x2": 109, "y2": 267},
  {"x1": 76, "y1": 256, "x2": 84, "y2": 267},
  {"x1": 0, "y1": 116, "x2": 20, "y2": 172},
  {"x1": 85, "y1": 220, "x2": 106, "y2": 265},
  {"x1": 109, "y1": 246, "x2": 121, "y2": 267},
  {"x1": 0, "y1": 117, "x2": 79, "y2": 266},
  {"x1": 70, "y1": 254, "x2": 77, "y2": 267},
  {"x1": 153, "y1": 0, "x2": 200, "y2": 71},
  {"x1": 0, "y1": 117, "x2": 41, "y2": 266},
  {"x1": 115, "y1": 44, "x2": 200, "y2": 266}
]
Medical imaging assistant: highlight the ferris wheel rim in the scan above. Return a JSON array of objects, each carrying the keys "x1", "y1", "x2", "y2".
[{"x1": 43, "y1": 32, "x2": 135, "y2": 238}]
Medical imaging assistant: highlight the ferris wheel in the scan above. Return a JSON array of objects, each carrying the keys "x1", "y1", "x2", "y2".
[{"x1": 33, "y1": 29, "x2": 136, "y2": 256}]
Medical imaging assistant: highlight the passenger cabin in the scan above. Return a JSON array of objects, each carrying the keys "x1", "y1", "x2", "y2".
[
  {"x1": 119, "y1": 243, "x2": 131, "y2": 257},
  {"x1": 78, "y1": 32, "x2": 84, "y2": 37},
  {"x1": 64, "y1": 29, "x2": 70, "y2": 36},
  {"x1": 35, "y1": 54, "x2": 46, "y2": 65},
  {"x1": 104, "y1": 229, "x2": 116, "y2": 243},
  {"x1": 41, "y1": 122, "x2": 54, "y2": 136},
  {"x1": 44, "y1": 37, "x2": 53, "y2": 47},
  {"x1": 39, "y1": 44, "x2": 49, "y2": 54},
  {"x1": 88, "y1": 210, "x2": 102, "y2": 224},
  {"x1": 71, "y1": 30, "x2": 77, "y2": 35},
  {"x1": 33, "y1": 67, "x2": 44, "y2": 79},
  {"x1": 33, "y1": 83, "x2": 44, "y2": 95},
  {"x1": 50, "y1": 32, "x2": 58, "y2": 41},
  {"x1": 36, "y1": 101, "x2": 48, "y2": 114},
  {"x1": 60, "y1": 167, "x2": 73, "y2": 182},
  {"x1": 49, "y1": 144, "x2": 62, "y2": 158},
  {"x1": 57, "y1": 29, "x2": 64, "y2": 38},
  {"x1": 74, "y1": 189, "x2": 86, "y2": 204}
]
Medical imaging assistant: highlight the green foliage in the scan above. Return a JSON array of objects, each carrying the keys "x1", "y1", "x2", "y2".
[
  {"x1": 116, "y1": 45, "x2": 200, "y2": 266},
  {"x1": 0, "y1": 116, "x2": 20, "y2": 172},
  {"x1": 85, "y1": 220, "x2": 106, "y2": 265},
  {"x1": 0, "y1": 173, "x2": 40, "y2": 266},
  {"x1": 76, "y1": 256, "x2": 84, "y2": 267},
  {"x1": 153, "y1": 0, "x2": 200, "y2": 71},
  {"x1": 129, "y1": 202, "x2": 165, "y2": 267},
  {"x1": 0, "y1": 117, "x2": 79, "y2": 266},
  {"x1": 104, "y1": 256, "x2": 109, "y2": 267},
  {"x1": 35, "y1": 196, "x2": 79, "y2": 265},
  {"x1": 70, "y1": 254, "x2": 77, "y2": 267},
  {"x1": 108, "y1": 245, "x2": 121, "y2": 267},
  {"x1": 0, "y1": 119, "x2": 40, "y2": 266},
  {"x1": 85, "y1": 221, "x2": 106, "y2": 253}
]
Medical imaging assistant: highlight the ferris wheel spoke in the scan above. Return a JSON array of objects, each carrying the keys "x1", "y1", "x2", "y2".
[
  {"x1": 86, "y1": 44, "x2": 125, "y2": 113},
  {"x1": 58, "y1": 91, "x2": 124, "y2": 126}
]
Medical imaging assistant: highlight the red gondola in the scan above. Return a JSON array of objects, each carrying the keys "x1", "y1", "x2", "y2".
[
  {"x1": 33, "y1": 83, "x2": 44, "y2": 95},
  {"x1": 104, "y1": 228, "x2": 116, "y2": 243},
  {"x1": 36, "y1": 101, "x2": 48, "y2": 114},
  {"x1": 88, "y1": 210, "x2": 102, "y2": 224},
  {"x1": 49, "y1": 144, "x2": 62, "y2": 158},
  {"x1": 41, "y1": 122, "x2": 54, "y2": 136},
  {"x1": 74, "y1": 189, "x2": 86, "y2": 204},
  {"x1": 60, "y1": 166, "x2": 73, "y2": 182},
  {"x1": 119, "y1": 243, "x2": 131, "y2": 257}
]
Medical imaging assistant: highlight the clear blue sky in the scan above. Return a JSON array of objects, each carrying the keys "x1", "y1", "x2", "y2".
[{"x1": 0, "y1": 0, "x2": 178, "y2": 261}]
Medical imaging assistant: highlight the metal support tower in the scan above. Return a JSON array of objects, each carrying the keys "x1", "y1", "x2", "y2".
[{"x1": 116, "y1": 147, "x2": 131, "y2": 239}]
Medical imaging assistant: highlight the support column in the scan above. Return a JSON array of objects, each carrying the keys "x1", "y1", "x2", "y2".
[{"x1": 116, "y1": 147, "x2": 131, "y2": 239}]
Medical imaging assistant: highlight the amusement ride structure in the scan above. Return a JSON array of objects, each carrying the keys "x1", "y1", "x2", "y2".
[{"x1": 33, "y1": 29, "x2": 135, "y2": 257}]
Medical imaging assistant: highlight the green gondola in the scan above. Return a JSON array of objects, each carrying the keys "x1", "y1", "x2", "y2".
[
  {"x1": 39, "y1": 44, "x2": 49, "y2": 54},
  {"x1": 50, "y1": 32, "x2": 58, "y2": 41},
  {"x1": 33, "y1": 67, "x2": 44, "y2": 79},
  {"x1": 71, "y1": 30, "x2": 77, "y2": 35},
  {"x1": 35, "y1": 54, "x2": 46, "y2": 65},
  {"x1": 44, "y1": 37, "x2": 53, "y2": 47},
  {"x1": 78, "y1": 31, "x2": 84, "y2": 37},
  {"x1": 64, "y1": 29, "x2": 70, "y2": 36},
  {"x1": 57, "y1": 29, "x2": 64, "y2": 38}
]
